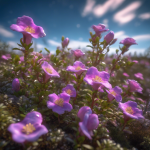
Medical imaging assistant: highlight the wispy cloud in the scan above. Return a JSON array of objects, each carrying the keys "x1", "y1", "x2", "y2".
[
  {"x1": 0, "y1": 26, "x2": 14, "y2": 37},
  {"x1": 82, "y1": 0, "x2": 95, "y2": 17},
  {"x1": 69, "y1": 40, "x2": 90, "y2": 49},
  {"x1": 48, "y1": 40, "x2": 61, "y2": 47},
  {"x1": 102, "y1": 19, "x2": 109, "y2": 28},
  {"x1": 79, "y1": 37, "x2": 83, "y2": 41},
  {"x1": 7, "y1": 41, "x2": 18, "y2": 47},
  {"x1": 114, "y1": 31, "x2": 128, "y2": 40},
  {"x1": 138, "y1": 13, "x2": 150, "y2": 20},
  {"x1": 47, "y1": 39, "x2": 91, "y2": 50},
  {"x1": 37, "y1": 44, "x2": 46, "y2": 49},
  {"x1": 113, "y1": 1, "x2": 141, "y2": 25},
  {"x1": 93, "y1": 0, "x2": 124, "y2": 17},
  {"x1": 109, "y1": 47, "x2": 145, "y2": 55},
  {"x1": 82, "y1": 0, "x2": 124, "y2": 18},
  {"x1": 132, "y1": 34, "x2": 150, "y2": 41}
]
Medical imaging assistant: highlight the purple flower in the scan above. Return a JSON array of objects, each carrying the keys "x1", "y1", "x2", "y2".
[
  {"x1": 120, "y1": 37, "x2": 137, "y2": 50},
  {"x1": 123, "y1": 73, "x2": 129, "y2": 77},
  {"x1": 119, "y1": 101, "x2": 144, "y2": 122},
  {"x1": 134, "y1": 73, "x2": 143, "y2": 80},
  {"x1": 104, "y1": 31, "x2": 114, "y2": 44},
  {"x1": 47, "y1": 93, "x2": 72, "y2": 114},
  {"x1": 132, "y1": 60, "x2": 138, "y2": 64},
  {"x1": 41, "y1": 61, "x2": 60, "y2": 82},
  {"x1": 8, "y1": 111, "x2": 48, "y2": 143},
  {"x1": 128, "y1": 79, "x2": 143, "y2": 93},
  {"x1": 84, "y1": 67, "x2": 112, "y2": 90},
  {"x1": 1, "y1": 54, "x2": 11, "y2": 60},
  {"x1": 62, "y1": 37, "x2": 69, "y2": 48},
  {"x1": 62, "y1": 84, "x2": 76, "y2": 97},
  {"x1": 92, "y1": 24, "x2": 109, "y2": 36},
  {"x1": 106, "y1": 86, "x2": 122, "y2": 102},
  {"x1": 71, "y1": 49, "x2": 85, "y2": 59},
  {"x1": 12, "y1": 78, "x2": 20, "y2": 92},
  {"x1": 10, "y1": 15, "x2": 46, "y2": 45},
  {"x1": 77, "y1": 106, "x2": 99, "y2": 140},
  {"x1": 19, "y1": 56, "x2": 24, "y2": 64},
  {"x1": 66, "y1": 61, "x2": 87, "y2": 76}
]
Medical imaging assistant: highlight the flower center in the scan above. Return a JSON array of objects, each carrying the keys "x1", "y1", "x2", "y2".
[
  {"x1": 93, "y1": 76, "x2": 103, "y2": 82},
  {"x1": 45, "y1": 67, "x2": 53, "y2": 74},
  {"x1": 55, "y1": 98, "x2": 64, "y2": 107},
  {"x1": 24, "y1": 26, "x2": 35, "y2": 34},
  {"x1": 22, "y1": 123, "x2": 36, "y2": 135},
  {"x1": 126, "y1": 106, "x2": 134, "y2": 114},
  {"x1": 75, "y1": 66, "x2": 82, "y2": 70},
  {"x1": 66, "y1": 89, "x2": 72, "y2": 95},
  {"x1": 110, "y1": 91, "x2": 117, "y2": 96}
]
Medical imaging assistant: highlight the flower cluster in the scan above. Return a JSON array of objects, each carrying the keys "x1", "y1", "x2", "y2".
[{"x1": 1, "y1": 15, "x2": 145, "y2": 148}]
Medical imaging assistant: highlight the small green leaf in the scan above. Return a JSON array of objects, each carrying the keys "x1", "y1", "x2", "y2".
[
  {"x1": 44, "y1": 48, "x2": 50, "y2": 53},
  {"x1": 12, "y1": 48, "x2": 21, "y2": 51},
  {"x1": 86, "y1": 45, "x2": 93, "y2": 48},
  {"x1": 56, "y1": 49, "x2": 61, "y2": 56}
]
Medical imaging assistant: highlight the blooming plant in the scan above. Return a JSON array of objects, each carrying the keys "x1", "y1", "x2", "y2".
[{"x1": 0, "y1": 15, "x2": 149, "y2": 150}]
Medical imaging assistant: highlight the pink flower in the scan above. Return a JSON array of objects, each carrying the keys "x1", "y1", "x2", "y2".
[
  {"x1": 132, "y1": 60, "x2": 138, "y2": 64},
  {"x1": 1, "y1": 54, "x2": 11, "y2": 60},
  {"x1": 123, "y1": 73, "x2": 129, "y2": 77},
  {"x1": 77, "y1": 106, "x2": 99, "y2": 140},
  {"x1": 62, "y1": 38, "x2": 69, "y2": 48},
  {"x1": 128, "y1": 79, "x2": 143, "y2": 93},
  {"x1": 134, "y1": 73, "x2": 143, "y2": 80},
  {"x1": 71, "y1": 49, "x2": 85, "y2": 59},
  {"x1": 104, "y1": 31, "x2": 114, "y2": 44},
  {"x1": 92, "y1": 24, "x2": 109, "y2": 36},
  {"x1": 10, "y1": 15, "x2": 46, "y2": 45}
]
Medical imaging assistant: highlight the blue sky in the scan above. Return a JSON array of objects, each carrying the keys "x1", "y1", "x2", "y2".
[{"x1": 0, "y1": 0, "x2": 150, "y2": 55}]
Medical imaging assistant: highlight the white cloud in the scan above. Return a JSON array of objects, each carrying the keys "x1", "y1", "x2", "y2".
[
  {"x1": 114, "y1": 31, "x2": 128, "y2": 40},
  {"x1": 79, "y1": 37, "x2": 83, "y2": 41},
  {"x1": 77, "y1": 24, "x2": 80, "y2": 28},
  {"x1": 0, "y1": 26, "x2": 14, "y2": 37},
  {"x1": 82, "y1": 0, "x2": 95, "y2": 17},
  {"x1": 82, "y1": 0, "x2": 124, "y2": 18},
  {"x1": 93, "y1": 0, "x2": 124, "y2": 17},
  {"x1": 47, "y1": 40, "x2": 61, "y2": 47},
  {"x1": 37, "y1": 44, "x2": 45, "y2": 49},
  {"x1": 102, "y1": 19, "x2": 109, "y2": 28},
  {"x1": 138, "y1": 13, "x2": 150, "y2": 20},
  {"x1": 113, "y1": 1, "x2": 141, "y2": 25},
  {"x1": 109, "y1": 47, "x2": 145, "y2": 55},
  {"x1": 7, "y1": 41, "x2": 18, "y2": 48},
  {"x1": 69, "y1": 40, "x2": 91, "y2": 49},
  {"x1": 47, "y1": 39, "x2": 91, "y2": 50},
  {"x1": 132, "y1": 34, "x2": 150, "y2": 41}
]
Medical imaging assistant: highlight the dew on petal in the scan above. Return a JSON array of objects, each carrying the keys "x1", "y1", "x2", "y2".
[{"x1": 22, "y1": 123, "x2": 36, "y2": 135}]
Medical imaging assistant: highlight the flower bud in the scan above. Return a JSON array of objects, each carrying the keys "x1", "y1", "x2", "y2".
[
  {"x1": 104, "y1": 31, "x2": 114, "y2": 44},
  {"x1": 12, "y1": 78, "x2": 20, "y2": 92},
  {"x1": 62, "y1": 37, "x2": 69, "y2": 48}
]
